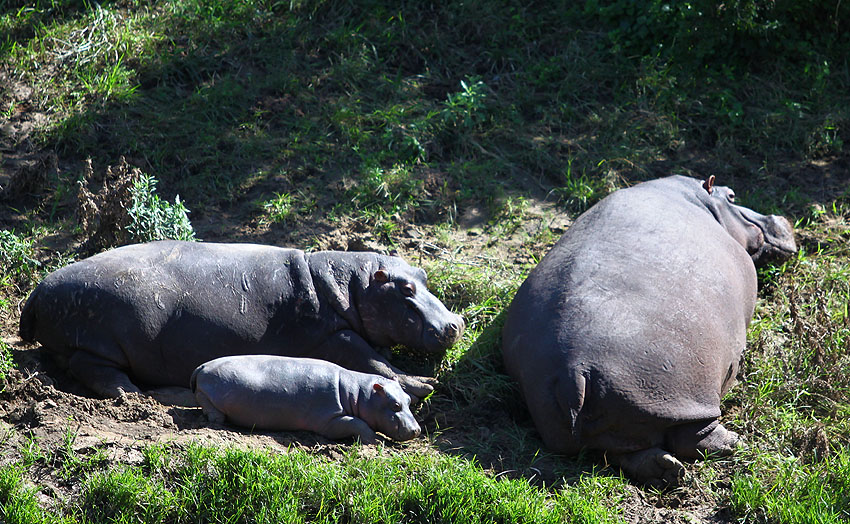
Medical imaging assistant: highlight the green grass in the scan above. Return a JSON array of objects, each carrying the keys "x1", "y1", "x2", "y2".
[
  {"x1": 0, "y1": 340, "x2": 13, "y2": 382},
  {"x1": 731, "y1": 448, "x2": 850, "y2": 523},
  {"x1": 1, "y1": 442, "x2": 628, "y2": 523},
  {"x1": 7, "y1": 0, "x2": 845, "y2": 215}
]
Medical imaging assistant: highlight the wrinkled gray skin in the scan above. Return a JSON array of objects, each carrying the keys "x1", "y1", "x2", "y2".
[
  {"x1": 501, "y1": 175, "x2": 797, "y2": 487},
  {"x1": 191, "y1": 355, "x2": 421, "y2": 442},
  {"x1": 20, "y1": 241, "x2": 464, "y2": 401}
]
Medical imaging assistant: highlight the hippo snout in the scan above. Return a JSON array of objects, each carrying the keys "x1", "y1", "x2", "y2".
[
  {"x1": 752, "y1": 214, "x2": 797, "y2": 266},
  {"x1": 432, "y1": 315, "x2": 465, "y2": 347},
  {"x1": 396, "y1": 419, "x2": 422, "y2": 441}
]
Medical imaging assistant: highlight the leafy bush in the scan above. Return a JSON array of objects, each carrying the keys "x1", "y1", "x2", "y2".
[
  {"x1": 126, "y1": 175, "x2": 196, "y2": 243},
  {"x1": 0, "y1": 230, "x2": 40, "y2": 284},
  {"x1": 585, "y1": 0, "x2": 850, "y2": 74},
  {"x1": 78, "y1": 158, "x2": 196, "y2": 251}
]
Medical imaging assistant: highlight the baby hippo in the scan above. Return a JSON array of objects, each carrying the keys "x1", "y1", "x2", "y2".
[{"x1": 191, "y1": 355, "x2": 421, "y2": 443}]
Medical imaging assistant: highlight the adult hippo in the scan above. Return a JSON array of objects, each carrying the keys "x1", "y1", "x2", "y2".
[
  {"x1": 20, "y1": 241, "x2": 464, "y2": 400},
  {"x1": 501, "y1": 175, "x2": 797, "y2": 486}
]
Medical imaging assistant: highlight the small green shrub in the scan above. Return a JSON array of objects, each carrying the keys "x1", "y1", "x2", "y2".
[
  {"x1": 261, "y1": 192, "x2": 295, "y2": 224},
  {"x1": 347, "y1": 164, "x2": 422, "y2": 214},
  {"x1": 0, "y1": 230, "x2": 40, "y2": 284},
  {"x1": 126, "y1": 175, "x2": 196, "y2": 243},
  {"x1": 0, "y1": 340, "x2": 13, "y2": 383},
  {"x1": 440, "y1": 76, "x2": 490, "y2": 133}
]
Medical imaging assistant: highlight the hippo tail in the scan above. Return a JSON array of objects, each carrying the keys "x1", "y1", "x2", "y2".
[
  {"x1": 189, "y1": 365, "x2": 201, "y2": 393},
  {"x1": 18, "y1": 285, "x2": 41, "y2": 342},
  {"x1": 555, "y1": 369, "x2": 589, "y2": 440}
]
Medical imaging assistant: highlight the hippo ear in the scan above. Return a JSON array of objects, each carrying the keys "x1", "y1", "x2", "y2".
[
  {"x1": 372, "y1": 383, "x2": 387, "y2": 396},
  {"x1": 702, "y1": 175, "x2": 715, "y2": 195},
  {"x1": 373, "y1": 270, "x2": 389, "y2": 283}
]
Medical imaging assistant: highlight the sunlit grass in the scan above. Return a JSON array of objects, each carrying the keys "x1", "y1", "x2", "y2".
[
  {"x1": 1, "y1": 442, "x2": 629, "y2": 524},
  {"x1": 1, "y1": 0, "x2": 850, "y2": 521}
]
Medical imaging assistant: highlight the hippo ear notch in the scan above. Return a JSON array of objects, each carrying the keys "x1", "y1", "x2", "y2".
[{"x1": 702, "y1": 175, "x2": 715, "y2": 195}]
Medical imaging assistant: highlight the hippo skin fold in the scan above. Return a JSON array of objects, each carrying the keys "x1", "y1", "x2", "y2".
[
  {"x1": 501, "y1": 175, "x2": 797, "y2": 486},
  {"x1": 20, "y1": 241, "x2": 464, "y2": 401},
  {"x1": 191, "y1": 355, "x2": 421, "y2": 443}
]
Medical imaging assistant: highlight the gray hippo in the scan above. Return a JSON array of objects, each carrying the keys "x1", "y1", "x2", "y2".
[
  {"x1": 191, "y1": 355, "x2": 421, "y2": 442},
  {"x1": 501, "y1": 175, "x2": 797, "y2": 486},
  {"x1": 20, "y1": 240, "x2": 464, "y2": 400}
]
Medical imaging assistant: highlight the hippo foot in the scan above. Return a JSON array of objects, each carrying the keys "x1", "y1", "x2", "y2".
[
  {"x1": 323, "y1": 416, "x2": 378, "y2": 444},
  {"x1": 612, "y1": 447, "x2": 686, "y2": 488},
  {"x1": 68, "y1": 352, "x2": 142, "y2": 398},
  {"x1": 93, "y1": 381, "x2": 144, "y2": 399},
  {"x1": 694, "y1": 423, "x2": 740, "y2": 457},
  {"x1": 667, "y1": 421, "x2": 741, "y2": 460},
  {"x1": 394, "y1": 374, "x2": 436, "y2": 402},
  {"x1": 194, "y1": 390, "x2": 227, "y2": 424}
]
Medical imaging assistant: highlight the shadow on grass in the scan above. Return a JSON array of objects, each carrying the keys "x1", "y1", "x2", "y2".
[
  {"x1": 419, "y1": 310, "x2": 612, "y2": 489},
  {"x1": 18, "y1": 1, "x2": 580, "y2": 231}
]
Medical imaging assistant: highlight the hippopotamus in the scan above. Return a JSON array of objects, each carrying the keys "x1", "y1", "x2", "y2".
[
  {"x1": 191, "y1": 355, "x2": 421, "y2": 442},
  {"x1": 19, "y1": 240, "x2": 464, "y2": 400},
  {"x1": 501, "y1": 175, "x2": 797, "y2": 486}
]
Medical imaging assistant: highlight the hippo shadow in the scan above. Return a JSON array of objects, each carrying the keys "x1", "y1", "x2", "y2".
[{"x1": 423, "y1": 311, "x2": 609, "y2": 489}]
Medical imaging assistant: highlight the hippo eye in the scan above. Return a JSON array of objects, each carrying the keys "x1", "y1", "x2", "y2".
[
  {"x1": 400, "y1": 282, "x2": 416, "y2": 297},
  {"x1": 392, "y1": 402, "x2": 402, "y2": 412},
  {"x1": 727, "y1": 192, "x2": 736, "y2": 203}
]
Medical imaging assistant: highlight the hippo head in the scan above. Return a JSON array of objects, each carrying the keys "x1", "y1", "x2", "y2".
[
  {"x1": 358, "y1": 257, "x2": 464, "y2": 354},
  {"x1": 364, "y1": 379, "x2": 421, "y2": 441},
  {"x1": 696, "y1": 175, "x2": 798, "y2": 266}
]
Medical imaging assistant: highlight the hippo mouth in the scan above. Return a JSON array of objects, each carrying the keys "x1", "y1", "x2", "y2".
[
  {"x1": 393, "y1": 414, "x2": 422, "y2": 441},
  {"x1": 750, "y1": 241, "x2": 797, "y2": 267},
  {"x1": 740, "y1": 210, "x2": 797, "y2": 265},
  {"x1": 421, "y1": 317, "x2": 465, "y2": 353}
]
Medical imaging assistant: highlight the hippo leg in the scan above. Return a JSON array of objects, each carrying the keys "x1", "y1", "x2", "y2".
[
  {"x1": 312, "y1": 330, "x2": 435, "y2": 401},
  {"x1": 611, "y1": 447, "x2": 686, "y2": 488},
  {"x1": 666, "y1": 420, "x2": 740, "y2": 460},
  {"x1": 194, "y1": 388, "x2": 227, "y2": 424},
  {"x1": 68, "y1": 350, "x2": 142, "y2": 398},
  {"x1": 322, "y1": 416, "x2": 378, "y2": 444}
]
